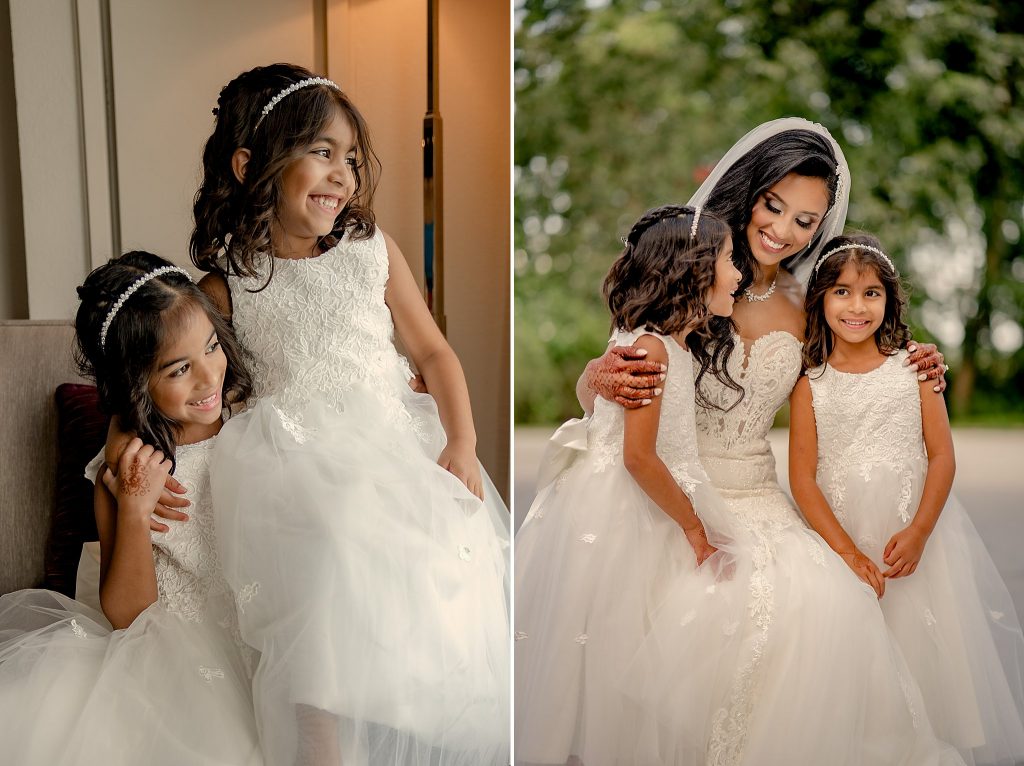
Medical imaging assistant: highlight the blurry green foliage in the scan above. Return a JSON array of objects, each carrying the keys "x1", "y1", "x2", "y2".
[{"x1": 514, "y1": 0, "x2": 1024, "y2": 424}]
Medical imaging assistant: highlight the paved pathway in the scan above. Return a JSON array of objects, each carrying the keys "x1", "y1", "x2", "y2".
[{"x1": 514, "y1": 426, "x2": 1024, "y2": 619}]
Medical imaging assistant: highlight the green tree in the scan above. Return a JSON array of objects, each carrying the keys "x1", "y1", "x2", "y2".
[{"x1": 515, "y1": 0, "x2": 1024, "y2": 424}]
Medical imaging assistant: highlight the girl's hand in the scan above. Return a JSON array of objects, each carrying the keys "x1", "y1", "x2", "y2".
[
  {"x1": 683, "y1": 523, "x2": 718, "y2": 567},
  {"x1": 407, "y1": 373, "x2": 428, "y2": 394},
  {"x1": 838, "y1": 550, "x2": 885, "y2": 598},
  {"x1": 112, "y1": 438, "x2": 173, "y2": 521},
  {"x1": 106, "y1": 426, "x2": 190, "y2": 532},
  {"x1": 904, "y1": 342, "x2": 947, "y2": 393},
  {"x1": 438, "y1": 442, "x2": 484, "y2": 500},
  {"x1": 882, "y1": 526, "x2": 928, "y2": 578},
  {"x1": 586, "y1": 346, "x2": 667, "y2": 409}
]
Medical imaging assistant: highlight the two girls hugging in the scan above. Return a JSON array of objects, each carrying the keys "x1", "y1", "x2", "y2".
[{"x1": 0, "y1": 64, "x2": 509, "y2": 766}]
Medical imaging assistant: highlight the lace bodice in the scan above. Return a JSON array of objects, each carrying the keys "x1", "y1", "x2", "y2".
[
  {"x1": 150, "y1": 439, "x2": 237, "y2": 623},
  {"x1": 228, "y1": 229, "x2": 415, "y2": 421},
  {"x1": 694, "y1": 331, "x2": 802, "y2": 497},
  {"x1": 588, "y1": 329, "x2": 708, "y2": 496},
  {"x1": 86, "y1": 439, "x2": 233, "y2": 624},
  {"x1": 808, "y1": 351, "x2": 926, "y2": 523}
]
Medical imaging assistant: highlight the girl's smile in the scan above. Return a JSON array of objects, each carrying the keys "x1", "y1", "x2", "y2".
[
  {"x1": 273, "y1": 110, "x2": 358, "y2": 259},
  {"x1": 745, "y1": 173, "x2": 828, "y2": 266},
  {"x1": 823, "y1": 262, "x2": 886, "y2": 346},
  {"x1": 149, "y1": 305, "x2": 227, "y2": 444}
]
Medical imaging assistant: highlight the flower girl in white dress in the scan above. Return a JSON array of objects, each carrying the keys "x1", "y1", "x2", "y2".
[
  {"x1": 0, "y1": 251, "x2": 261, "y2": 765},
  {"x1": 515, "y1": 204, "x2": 745, "y2": 765},
  {"x1": 790, "y1": 234, "x2": 1024, "y2": 766},
  {"x1": 188, "y1": 64, "x2": 509, "y2": 766}
]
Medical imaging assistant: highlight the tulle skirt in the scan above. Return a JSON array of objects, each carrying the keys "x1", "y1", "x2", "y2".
[
  {"x1": 211, "y1": 386, "x2": 510, "y2": 766},
  {"x1": 513, "y1": 436, "x2": 735, "y2": 766},
  {"x1": 0, "y1": 589, "x2": 261, "y2": 765},
  {"x1": 825, "y1": 462, "x2": 1024, "y2": 766},
  {"x1": 625, "y1": 489, "x2": 965, "y2": 766}
]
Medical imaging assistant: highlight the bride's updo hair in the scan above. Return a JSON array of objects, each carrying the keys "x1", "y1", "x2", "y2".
[
  {"x1": 704, "y1": 129, "x2": 839, "y2": 292},
  {"x1": 603, "y1": 204, "x2": 742, "y2": 409}
]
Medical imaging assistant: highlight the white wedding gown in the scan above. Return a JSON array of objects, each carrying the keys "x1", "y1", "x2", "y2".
[
  {"x1": 809, "y1": 350, "x2": 1024, "y2": 766},
  {"x1": 0, "y1": 438, "x2": 262, "y2": 765},
  {"x1": 624, "y1": 331, "x2": 966, "y2": 765}
]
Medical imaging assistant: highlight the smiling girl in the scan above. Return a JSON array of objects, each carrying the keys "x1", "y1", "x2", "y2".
[
  {"x1": 0, "y1": 251, "x2": 261, "y2": 765},
  {"x1": 790, "y1": 234, "x2": 1024, "y2": 765},
  {"x1": 187, "y1": 64, "x2": 509, "y2": 766}
]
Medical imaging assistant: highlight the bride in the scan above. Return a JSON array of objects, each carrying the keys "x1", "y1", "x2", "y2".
[{"x1": 571, "y1": 119, "x2": 959, "y2": 764}]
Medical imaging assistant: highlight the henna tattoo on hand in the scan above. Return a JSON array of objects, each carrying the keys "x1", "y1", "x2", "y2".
[{"x1": 122, "y1": 460, "x2": 151, "y2": 497}]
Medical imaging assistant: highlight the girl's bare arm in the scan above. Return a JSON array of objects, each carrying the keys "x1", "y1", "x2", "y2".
[
  {"x1": 882, "y1": 379, "x2": 955, "y2": 577},
  {"x1": 382, "y1": 232, "x2": 482, "y2": 498},
  {"x1": 95, "y1": 439, "x2": 168, "y2": 628},
  {"x1": 621, "y1": 335, "x2": 715, "y2": 565}
]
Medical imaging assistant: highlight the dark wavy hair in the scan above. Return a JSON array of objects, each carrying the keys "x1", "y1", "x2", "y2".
[
  {"x1": 704, "y1": 129, "x2": 839, "y2": 293},
  {"x1": 75, "y1": 251, "x2": 254, "y2": 471},
  {"x1": 190, "y1": 63, "x2": 380, "y2": 288},
  {"x1": 603, "y1": 204, "x2": 743, "y2": 409},
  {"x1": 802, "y1": 233, "x2": 911, "y2": 372}
]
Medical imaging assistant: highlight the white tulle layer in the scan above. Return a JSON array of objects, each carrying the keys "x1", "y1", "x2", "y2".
[
  {"x1": 210, "y1": 387, "x2": 510, "y2": 766},
  {"x1": 514, "y1": 450, "x2": 711, "y2": 766},
  {"x1": 516, "y1": 447, "x2": 966, "y2": 766},
  {"x1": 624, "y1": 493, "x2": 966, "y2": 766},
  {"x1": 0, "y1": 590, "x2": 261, "y2": 765},
  {"x1": 825, "y1": 461, "x2": 1024, "y2": 766}
]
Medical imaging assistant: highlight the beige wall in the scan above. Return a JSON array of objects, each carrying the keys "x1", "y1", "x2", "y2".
[
  {"x1": 2, "y1": 0, "x2": 509, "y2": 497},
  {"x1": 0, "y1": 0, "x2": 26, "y2": 320}
]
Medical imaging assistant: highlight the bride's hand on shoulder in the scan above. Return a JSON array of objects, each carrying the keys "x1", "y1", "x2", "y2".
[
  {"x1": 838, "y1": 549, "x2": 885, "y2": 598},
  {"x1": 438, "y1": 440, "x2": 484, "y2": 500},
  {"x1": 904, "y1": 341, "x2": 948, "y2": 394},
  {"x1": 585, "y1": 345, "x2": 666, "y2": 409}
]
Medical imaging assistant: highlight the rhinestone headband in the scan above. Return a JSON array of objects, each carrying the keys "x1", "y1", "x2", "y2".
[
  {"x1": 99, "y1": 266, "x2": 192, "y2": 350},
  {"x1": 690, "y1": 206, "x2": 702, "y2": 238},
  {"x1": 814, "y1": 243, "x2": 896, "y2": 276},
  {"x1": 255, "y1": 77, "x2": 340, "y2": 129}
]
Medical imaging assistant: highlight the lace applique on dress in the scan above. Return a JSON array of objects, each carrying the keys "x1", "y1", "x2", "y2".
[
  {"x1": 695, "y1": 332, "x2": 803, "y2": 763},
  {"x1": 808, "y1": 352, "x2": 926, "y2": 536},
  {"x1": 228, "y1": 230, "x2": 426, "y2": 441},
  {"x1": 586, "y1": 328, "x2": 708, "y2": 498}
]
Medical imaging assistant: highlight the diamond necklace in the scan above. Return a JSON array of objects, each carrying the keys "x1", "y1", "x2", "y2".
[{"x1": 744, "y1": 274, "x2": 777, "y2": 303}]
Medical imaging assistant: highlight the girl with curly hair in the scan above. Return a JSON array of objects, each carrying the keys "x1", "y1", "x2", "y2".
[
  {"x1": 790, "y1": 234, "x2": 1024, "y2": 765},
  {"x1": 0, "y1": 251, "x2": 261, "y2": 765},
  {"x1": 185, "y1": 64, "x2": 509, "y2": 766},
  {"x1": 515, "y1": 204, "x2": 743, "y2": 764}
]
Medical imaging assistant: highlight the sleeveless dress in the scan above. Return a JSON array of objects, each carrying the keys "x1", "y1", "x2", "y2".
[
  {"x1": 809, "y1": 350, "x2": 1024, "y2": 766},
  {"x1": 0, "y1": 438, "x2": 262, "y2": 766},
  {"x1": 514, "y1": 329, "x2": 735, "y2": 766},
  {"x1": 624, "y1": 332, "x2": 965, "y2": 765},
  {"x1": 210, "y1": 228, "x2": 510, "y2": 766}
]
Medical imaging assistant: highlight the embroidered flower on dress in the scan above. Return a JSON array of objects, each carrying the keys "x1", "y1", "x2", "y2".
[
  {"x1": 198, "y1": 666, "x2": 225, "y2": 683},
  {"x1": 70, "y1": 619, "x2": 87, "y2": 639},
  {"x1": 236, "y1": 581, "x2": 261, "y2": 614},
  {"x1": 579, "y1": 533, "x2": 596, "y2": 544},
  {"x1": 458, "y1": 545, "x2": 472, "y2": 561},
  {"x1": 574, "y1": 633, "x2": 589, "y2": 645},
  {"x1": 514, "y1": 631, "x2": 528, "y2": 641}
]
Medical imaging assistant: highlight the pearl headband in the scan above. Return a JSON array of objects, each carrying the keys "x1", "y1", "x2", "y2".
[
  {"x1": 255, "y1": 77, "x2": 341, "y2": 129},
  {"x1": 814, "y1": 243, "x2": 896, "y2": 276},
  {"x1": 690, "y1": 206, "x2": 701, "y2": 238},
  {"x1": 99, "y1": 266, "x2": 192, "y2": 350}
]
